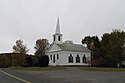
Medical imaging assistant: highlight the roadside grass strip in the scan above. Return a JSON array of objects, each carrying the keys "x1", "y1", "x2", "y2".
[
  {"x1": 0, "y1": 70, "x2": 31, "y2": 83},
  {"x1": 80, "y1": 67, "x2": 125, "y2": 72},
  {"x1": 10, "y1": 66, "x2": 65, "y2": 71}
]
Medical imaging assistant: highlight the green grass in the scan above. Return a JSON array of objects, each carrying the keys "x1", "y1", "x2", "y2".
[
  {"x1": 80, "y1": 67, "x2": 125, "y2": 72},
  {"x1": 10, "y1": 66, "x2": 125, "y2": 72},
  {"x1": 10, "y1": 66, "x2": 65, "y2": 71}
]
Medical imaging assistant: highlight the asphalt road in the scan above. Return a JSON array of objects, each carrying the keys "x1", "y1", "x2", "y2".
[
  {"x1": 0, "y1": 69, "x2": 23, "y2": 83},
  {"x1": 0, "y1": 67, "x2": 125, "y2": 83}
]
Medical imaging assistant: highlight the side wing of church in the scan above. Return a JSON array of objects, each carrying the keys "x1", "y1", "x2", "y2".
[{"x1": 46, "y1": 17, "x2": 91, "y2": 66}]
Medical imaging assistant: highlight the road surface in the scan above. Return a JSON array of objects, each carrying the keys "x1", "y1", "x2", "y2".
[{"x1": 0, "y1": 67, "x2": 125, "y2": 83}]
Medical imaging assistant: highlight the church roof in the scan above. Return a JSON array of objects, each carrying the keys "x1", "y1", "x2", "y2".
[{"x1": 56, "y1": 43, "x2": 91, "y2": 52}]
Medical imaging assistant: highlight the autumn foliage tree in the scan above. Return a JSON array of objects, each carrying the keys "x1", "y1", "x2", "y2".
[
  {"x1": 13, "y1": 39, "x2": 29, "y2": 54},
  {"x1": 34, "y1": 39, "x2": 49, "y2": 66},
  {"x1": 34, "y1": 39, "x2": 49, "y2": 56},
  {"x1": 12, "y1": 39, "x2": 29, "y2": 66}
]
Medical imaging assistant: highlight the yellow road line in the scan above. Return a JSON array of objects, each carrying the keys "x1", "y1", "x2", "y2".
[{"x1": 0, "y1": 70, "x2": 31, "y2": 83}]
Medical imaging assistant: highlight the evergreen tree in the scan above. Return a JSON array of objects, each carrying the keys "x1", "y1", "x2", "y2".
[
  {"x1": 82, "y1": 36, "x2": 102, "y2": 66},
  {"x1": 101, "y1": 29, "x2": 125, "y2": 67}
]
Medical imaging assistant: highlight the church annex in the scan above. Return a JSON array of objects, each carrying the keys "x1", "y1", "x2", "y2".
[{"x1": 46, "y1": 17, "x2": 91, "y2": 66}]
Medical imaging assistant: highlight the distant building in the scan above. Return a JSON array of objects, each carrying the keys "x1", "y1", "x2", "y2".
[{"x1": 46, "y1": 17, "x2": 91, "y2": 66}]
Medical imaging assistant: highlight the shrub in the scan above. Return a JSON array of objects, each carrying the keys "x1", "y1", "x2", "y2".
[
  {"x1": 12, "y1": 53, "x2": 25, "y2": 66},
  {"x1": 0, "y1": 55, "x2": 11, "y2": 68},
  {"x1": 38, "y1": 55, "x2": 49, "y2": 67},
  {"x1": 32, "y1": 56, "x2": 39, "y2": 66},
  {"x1": 24, "y1": 55, "x2": 32, "y2": 67}
]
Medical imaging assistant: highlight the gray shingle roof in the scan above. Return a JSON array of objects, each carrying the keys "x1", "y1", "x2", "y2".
[{"x1": 57, "y1": 43, "x2": 91, "y2": 52}]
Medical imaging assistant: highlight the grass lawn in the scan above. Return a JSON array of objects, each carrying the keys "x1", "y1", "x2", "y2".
[
  {"x1": 80, "y1": 67, "x2": 125, "y2": 72},
  {"x1": 10, "y1": 66, "x2": 65, "y2": 71}
]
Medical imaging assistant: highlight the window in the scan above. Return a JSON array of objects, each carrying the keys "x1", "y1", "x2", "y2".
[
  {"x1": 68, "y1": 54, "x2": 73, "y2": 63},
  {"x1": 83, "y1": 55, "x2": 86, "y2": 63},
  {"x1": 53, "y1": 55, "x2": 55, "y2": 63},
  {"x1": 50, "y1": 55, "x2": 52, "y2": 60},
  {"x1": 54, "y1": 36, "x2": 55, "y2": 41},
  {"x1": 76, "y1": 54, "x2": 80, "y2": 63},
  {"x1": 57, "y1": 54, "x2": 59, "y2": 59},
  {"x1": 58, "y1": 36, "x2": 60, "y2": 41}
]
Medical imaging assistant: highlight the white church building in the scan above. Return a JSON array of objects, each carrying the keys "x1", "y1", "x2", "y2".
[{"x1": 46, "y1": 17, "x2": 91, "y2": 66}]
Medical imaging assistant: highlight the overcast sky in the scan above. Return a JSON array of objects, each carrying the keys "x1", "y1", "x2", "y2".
[{"x1": 0, "y1": 0, "x2": 125, "y2": 54}]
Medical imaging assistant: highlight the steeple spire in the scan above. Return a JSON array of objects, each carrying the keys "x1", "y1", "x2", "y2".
[
  {"x1": 53, "y1": 17, "x2": 63, "y2": 44},
  {"x1": 55, "y1": 17, "x2": 60, "y2": 34}
]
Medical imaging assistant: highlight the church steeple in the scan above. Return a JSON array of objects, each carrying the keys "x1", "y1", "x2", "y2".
[
  {"x1": 55, "y1": 17, "x2": 60, "y2": 34},
  {"x1": 53, "y1": 17, "x2": 63, "y2": 44}
]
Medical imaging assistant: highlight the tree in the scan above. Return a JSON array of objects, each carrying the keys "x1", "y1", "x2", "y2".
[
  {"x1": 82, "y1": 36, "x2": 102, "y2": 66},
  {"x1": 101, "y1": 29, "x2": 125, "y2": 67},
  {"x1": 34, "y1": 39, "x2": 49, "y2": 56},
  {"x1": 82, "y1": 36, "x2": 93, "y2": 50},
  {"x1": 34, "y1": 39, "x2": 50, "y2": 67},
  {"x1": 13, "y1": 39, "x2": 29, "y2": 54},
  {"x1": 82, "y1": 29, "x2": 125, "y2": 67}
]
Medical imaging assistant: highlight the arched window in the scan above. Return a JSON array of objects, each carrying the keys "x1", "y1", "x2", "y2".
[
  {"x1": 53, "y1": 55, "x2": 55, "y2": 63},
  {"x1": 57, "y1": 54, "x2": 59, "y2": 59},
  {"x1": 68, "y1": 54, "x2": 73, "y2": 63},
  {"x1": 83, "y1": 55, "x2": 86, "y2": 63},
  {"x1": 76, "y1": 54, "x2": 80, "y2": 63}
]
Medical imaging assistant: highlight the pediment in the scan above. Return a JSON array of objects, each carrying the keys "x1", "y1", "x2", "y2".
[{"x1": 48, "y1": 43, "x2": 62, "y2": 52}]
